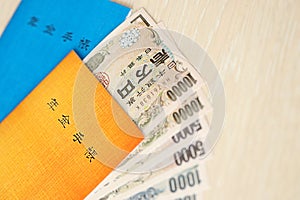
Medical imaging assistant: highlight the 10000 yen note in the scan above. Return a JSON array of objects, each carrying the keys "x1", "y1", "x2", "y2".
[
  {"x1": 84, "y1": 9, "x2": 208, "y2": 136},
  {"x1": 85, "y1": 31, "x2": 208, "y2": 135},
  {"x1": 103, "y1": 50, "x2": 209, "y2": 136}
]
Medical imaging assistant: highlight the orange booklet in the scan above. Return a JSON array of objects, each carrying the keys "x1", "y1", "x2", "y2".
[{"x1": 0, "y1": 51, "x2": 143, "y2": 199}]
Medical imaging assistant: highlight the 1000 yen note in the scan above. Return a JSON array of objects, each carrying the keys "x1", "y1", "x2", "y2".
[
  {"x1": 86, "y1": 161, "x2": 207, "y2": 200},
  {"x1": 119, "y1": 164, "x2": 205, "y2": 200}
]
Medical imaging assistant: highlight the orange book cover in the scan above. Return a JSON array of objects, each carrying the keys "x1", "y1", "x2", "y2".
[{"x1": 0, "y1": 51, "x2": 143, "y2": 199}]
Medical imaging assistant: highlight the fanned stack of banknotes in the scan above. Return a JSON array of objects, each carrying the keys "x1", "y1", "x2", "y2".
[{"x1": 83, "y1": 8, "x2": 213, "y2": 200}]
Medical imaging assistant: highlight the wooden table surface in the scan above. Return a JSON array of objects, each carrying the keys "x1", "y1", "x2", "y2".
[{"x1": 1, "y1": 0, "x2": 299, "y2": 199}]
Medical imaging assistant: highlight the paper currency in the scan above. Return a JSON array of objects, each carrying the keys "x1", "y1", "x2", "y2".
[
  {"x1": 86, "y1": 160, "x2": 207, "y2": 200},
  {"x1": 84, "y1": 8, "x2": 212, "y2": 200}
]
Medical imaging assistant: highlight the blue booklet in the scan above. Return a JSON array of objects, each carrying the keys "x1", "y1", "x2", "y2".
[{"x1": 0, "y1": 0, "x2": 130, "y2": 121}]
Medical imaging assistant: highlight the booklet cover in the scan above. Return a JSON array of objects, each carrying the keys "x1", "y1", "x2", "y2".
[
  {"x1": 0, "y1": 0, "x2": 130, "y2": 121},
  {"x1": 0, "y1": 51, "x2": 143, "y2": 199}
]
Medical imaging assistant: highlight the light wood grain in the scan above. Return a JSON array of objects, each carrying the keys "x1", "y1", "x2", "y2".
[{"x1": 1, "y1": 0, "x2": 299, "y2": 199}]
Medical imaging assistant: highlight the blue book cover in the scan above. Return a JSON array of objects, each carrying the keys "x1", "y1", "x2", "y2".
[{"x1": 0, "y1": 0, "x2": 130, "y2": 121}]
